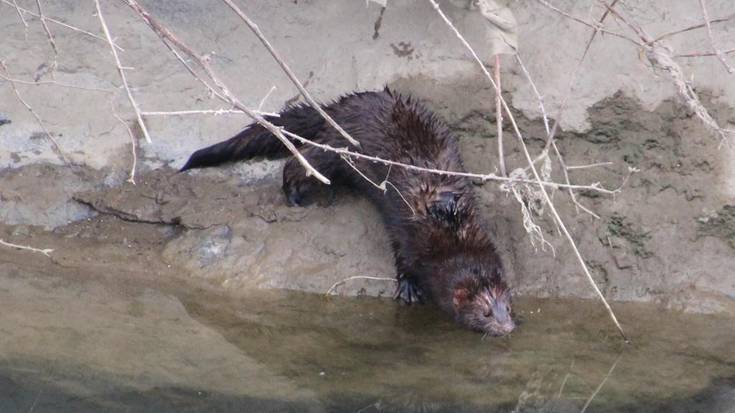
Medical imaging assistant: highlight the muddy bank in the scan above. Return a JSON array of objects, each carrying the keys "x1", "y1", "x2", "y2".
[
  {"x1": 0, "y1": 0, "x2": 733, "y2": 313},
  {"x1": 4, "y1": 83, "x2": 732, "y2": 314}
]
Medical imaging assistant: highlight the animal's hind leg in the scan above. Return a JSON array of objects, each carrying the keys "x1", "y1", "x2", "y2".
[
  {"x1": 282, "y1": 147, "x2": 341, "y2": 206},
  {"x1": 392, "y1": 245, "x2": 424, "y2": 305},
  {"x1": 394, "y1": 273, "x2": 424, "y2": 304}
]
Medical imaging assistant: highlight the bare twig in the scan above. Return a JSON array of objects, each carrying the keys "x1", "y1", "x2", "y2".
[
  {"x1": 544, "y1": 0, "x2": 620, "y2": 147},
  {"x1": 535, "y1": 0, "x2": 641, "y2": 47},
  {"x1": 566, "y1": 161, "x2": 614, "y2": 170},
  {"x1": 0, "y1": 70, "x2": 116, "y2": 93},
  {"x1": 9, "y1": 0, "x2": 27, "y2": 27},
  {"x1": 580, "y1": 355, "x2": 621, "y2": 413},
  {"x1": 141, "y1": 109, "x2": 279, "y2": 117},
  {"x1": 95, "y1": 0, "x2": 152, "y2": 144},
  {"x1": 110, "y1": 94, "x2": 137, "y2": 184},
  {"x1": 28, "y1": 389, "x2": 42, "y2": 413},
  {"x1": 495, "y1": 55, "x2": 506, "y2": 176},
  {"x1": 124, "y1": 0, "x2": 621, "y2": 194},
  {"x1": 0, "y1": 239, "x2": 53, "y2": 257},
  {"x1": 282, "y1": 130, "x2": 617, "y2": 193},
  {"x1": 428, "y1": 0, "x2": 628, "y2": 341},
  {"x1": 220, "y1": 0, "x2": 360, "y2": 148},
  {"x1": 598, "y1": 0, "x2": 731, "y2": 143},
  {"x1": 341, "y1": 154, "x2": 388, "y2": 192},
  {"x1": 342, "y1": 156, "x2": 417, "y2": 215},
  {"x1": 325, "y1": 275, "x2": 396, "y2": 296},
  {"x1": 553, "y1": 141, "x2": 600, "y2": 219},
  {"x1": 557, "y1": 359, "x2": 575, "y2": 399},
  {"x1": 34, "y1": 1, "x2": 56, "y2": 49},
  {"x1": 697, "y1": 0, "x2": 735, "y2": 73},
  {"x1": 515, "y1": 51, "x2": 601, "y2": 218},
  {"x1": 515, "y1": 53, "x2": 551, "y2": 136},
  {"x1": 35, "y1": 0, "x2": 59, "y2": 72},
  {"x1": 654, "y1": 12, "x2": 735, "y2": 43},
  {"x1": 258, "y1": 85, "x2": 277, "y2": 111},
  {"x1": 676, "y1": 47, "x2": 735, "y2": 58},
  {"x1": 122, "y1": 0, "x2": 330, "y2": 183},
  {"x1": 0, "y1": 0, "x2": 124, "y2": 51},
  {"x1": 0, "y1": 61, "x2": 69, "y2": 165}
]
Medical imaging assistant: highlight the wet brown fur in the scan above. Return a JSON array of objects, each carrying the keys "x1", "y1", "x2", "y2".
[{"x1": 181, "y1": 89, "x2": 515, "y2": 336}]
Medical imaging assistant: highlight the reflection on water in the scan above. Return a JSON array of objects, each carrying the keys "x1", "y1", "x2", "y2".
[{"x1": 1, "y1": 270, "x2": 733, "y2": 413}]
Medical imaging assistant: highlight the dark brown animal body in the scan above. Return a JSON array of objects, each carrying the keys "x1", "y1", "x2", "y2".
[{"x1": 181, "y1": 89, "x2": 515, "y2": 336}]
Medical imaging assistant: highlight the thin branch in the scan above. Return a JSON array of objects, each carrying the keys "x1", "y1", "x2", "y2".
[
  {"x1": 654, "y1": 12, "x2": 735, "y2": 43},
  {"x1": 580, "y1": 354, "x2": 621, "y2": 413},
  {"x1": 95, "y1": 0, "x2": 152, "y2": 144},
  {"x1": 0, "y1": 61, "x2": 69, "y2": 165},
  {"x1": 341, "y1": 154, "x2": 387, "y2": 192},
  {"x1": 557, "y1": 359, "x2": 575, "y2": 399},
  {"x1": 121, "y1": 0, "x2": 329, "y2": 184},
  {"x1": 598, "y1": 0, "x2": 731, "y2": 143},
  {"x1": 535, "y1": 0, "x2": 641, "y2": 47},
  {"x1": 220, "y1": 0, "x2": 361, "y2": 148},
  {"x1": 258, "y1": 85, "x2": 277, "y2": 111},
  {"x1": 141, "y1": 109, "x2": 279, "y2": 117},
  {"x1": 35, "y1": 0, "x2": 59, "y2": 68},
  {"x1": 282, "y1": 129, "x2": 618, "y2": 194},
  {"x1": 145, "y1": 27, "x2": 228, "y2": 103},
  {"x1": 325, "y1": 276, "x2": 396, "y2": 296},
  {"x1": 0, "y1": 70, "x2": 116, "y2": 93},
  {"x1": 9, "y1": 0, "x2": 27, "y2": 27},
  {"x1": 553, "y1": 141, "x2": 600, "y2": 219},
  {"x1": 428, "y1": 0, "x2": 628, "y2": 341},
  {"x1": 341, "y1": 155, "x2": 417, "y2": 216},
  {"x1": 124, "y1": 0, "x2": 619, "y2": 195},
  {"x1": 514, "y1": 51, "x2": 600, "y2": 218},
  {"x1": 566, "y1": 161, "x2": 614, "y2": 170},
  {"x1": 515, "y1": 53, "x2": 551, "y2": 136},
  {"x1": 110, "y1": 94, "x2": 137, "y2": 184},
  {"x1": 676, "y1": 47, "x2": 735, "y2": 58},
  {"x1": 495, "y1": 55, "x2": 506, "y2": 176},
  {"x1": 0, "y1": 239, "x2": 53, "y2": 257},
  {"x1": 697, "y1": 0, "x2": 735, "y2": 73},
  {"x1": 544, "y1": 0, "x2": 620, "y2": 147},
  {"x1": 0, "y1": 0, "x2": 124, "y2": 51}
]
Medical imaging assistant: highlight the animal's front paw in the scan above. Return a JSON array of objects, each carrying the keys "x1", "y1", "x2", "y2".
[
  {"x1": 284, "y1": 184, "x2": 304, "y2": 207},
  {"x1": 394, "y1": 274, "x2": 424, "y2": 305},
  {"x1": 283, "y1": 175, "x2": 336, "y2": 207}
]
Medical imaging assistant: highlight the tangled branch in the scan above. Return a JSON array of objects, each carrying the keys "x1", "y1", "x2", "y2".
[{"x1": 429, "y1": 0, "x2": 629, "y2": 341}]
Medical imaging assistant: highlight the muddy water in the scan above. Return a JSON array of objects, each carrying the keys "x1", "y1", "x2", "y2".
[{"x1": 1, "y1": 263, "x2": 733, "y2": 413}]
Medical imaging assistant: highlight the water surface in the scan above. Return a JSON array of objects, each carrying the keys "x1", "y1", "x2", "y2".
[{"x1": 1, "y1": 267, "x2": 733, "y2": 412}]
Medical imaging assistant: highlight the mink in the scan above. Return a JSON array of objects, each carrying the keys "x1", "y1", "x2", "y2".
[{"x1": 181, "y1": 88, "x2": 515, "y2": 336}]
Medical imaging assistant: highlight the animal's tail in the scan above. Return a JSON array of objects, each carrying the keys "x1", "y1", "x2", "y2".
[{"x1": 180, "y1": 103, "x2": 324, "y2": 171}]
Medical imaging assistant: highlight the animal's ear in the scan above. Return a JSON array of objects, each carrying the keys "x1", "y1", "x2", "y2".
[
  {"x1": 452, "y1": 288, "x2": 470, "y2": 312},
  {"x1": 493, "y1": 266, "x2": 504, "y2": 281}
]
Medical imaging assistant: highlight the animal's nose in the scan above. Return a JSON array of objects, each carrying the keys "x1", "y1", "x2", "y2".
[{"x1": 499, "y1": 320, "x2": 515, "y2": 335}]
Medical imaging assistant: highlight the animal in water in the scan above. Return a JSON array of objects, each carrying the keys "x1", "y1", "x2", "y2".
[{"x1": 181, "y1": 88, "x2": 515, "y2": 336}]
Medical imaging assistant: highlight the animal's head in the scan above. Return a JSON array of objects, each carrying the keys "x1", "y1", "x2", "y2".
[{"x1": 451, "y1": 269, "x2": 515, "y2": 337}]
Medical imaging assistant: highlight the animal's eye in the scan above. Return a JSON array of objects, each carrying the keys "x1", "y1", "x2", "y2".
[{"x1": 484, "y1": 309, "x2": 492, "y2": 318}]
